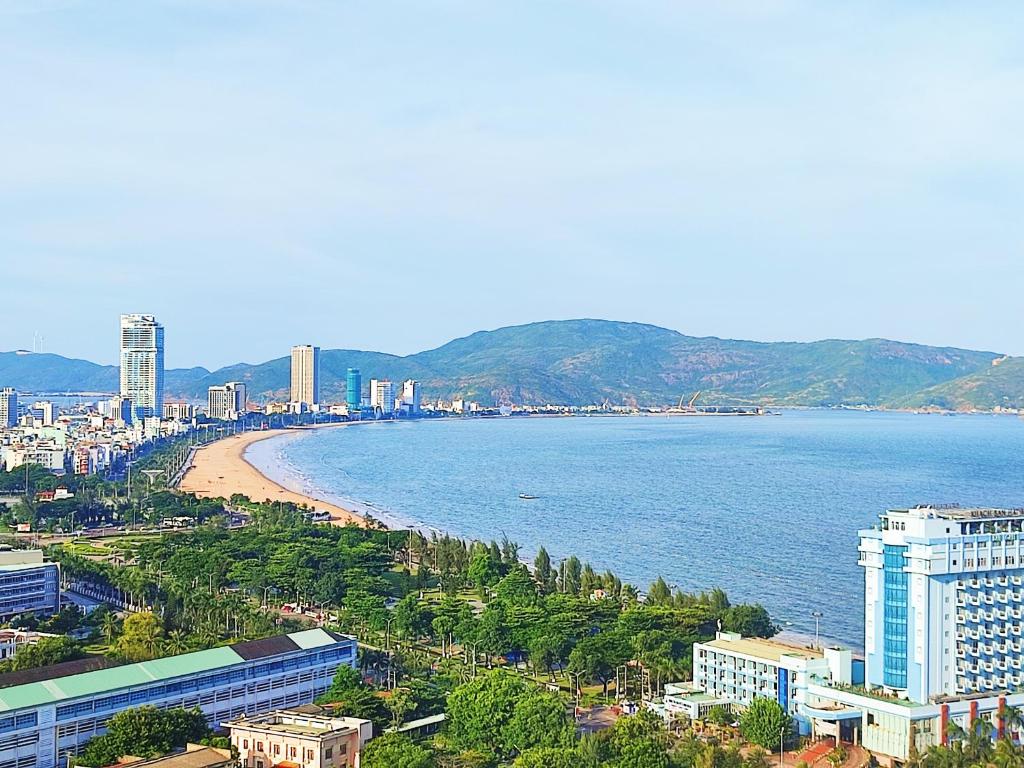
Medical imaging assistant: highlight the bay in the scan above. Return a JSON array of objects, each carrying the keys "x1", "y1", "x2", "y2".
[{"x1": 247, "y1": 410, "x2": 1024, "y2": 648}]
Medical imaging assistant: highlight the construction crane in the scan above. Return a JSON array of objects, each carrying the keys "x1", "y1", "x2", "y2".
[{"x1": 677, "y1": 391, "x2": 701, "y2": 409}]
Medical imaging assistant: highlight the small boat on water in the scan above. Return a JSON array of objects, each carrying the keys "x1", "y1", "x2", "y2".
[{"x1": 518, "y1": 493, "x2": 539, "y2": 500}]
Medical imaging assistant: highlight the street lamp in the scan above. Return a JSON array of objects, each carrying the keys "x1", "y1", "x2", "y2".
[
  {"x1": 811, "y1": 611, "x2": 824, "y2": 649},
  {"x1": 780, "y1": 724, "x2": 787, "y2": 768}
]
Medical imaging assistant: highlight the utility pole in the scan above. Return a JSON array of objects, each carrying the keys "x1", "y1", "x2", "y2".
[{"x1": 811, "y1": 611, "x2": 824, "y2": 649}]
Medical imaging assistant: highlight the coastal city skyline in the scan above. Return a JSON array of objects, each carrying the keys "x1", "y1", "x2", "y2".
[{"x1": 3, "y1": 3, "x2": 1023, "y2": 768}]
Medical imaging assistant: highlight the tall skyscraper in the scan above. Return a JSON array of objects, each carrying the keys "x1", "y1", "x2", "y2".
[
  {"x1": 290, "y1": 345, "x2": 320, "y2": 407},
  {"x1": 346, "y1": 368, "x2": 362, "y2": 413},
  {"x1": 0, "y1": 388, "x2": 17, "y2": 427},
  {"x1": 208, "y1": 382, "x2": 247, "y2": 421},
  {"x1": 119, "y1": 314, "x2": 164, "y2": 419}
]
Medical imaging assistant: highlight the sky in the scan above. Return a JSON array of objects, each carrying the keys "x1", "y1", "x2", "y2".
[{"x1": 1, "y1": 1, "x2": 1022, "y2": 370}]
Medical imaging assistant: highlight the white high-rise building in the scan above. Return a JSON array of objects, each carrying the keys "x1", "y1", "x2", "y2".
[
  {"x1": 208, "y1": 382, "x2": 247, "y2": 421},
  {"x1": 119, "y1": 314, "x2": 165, "y2": 419},
  {"x1": 401, "y1": 380, "x2": 421, "y2": 414},
  {"x1": 0, "y1": 388, "x2": 16, "y2": 428},
  {"x1": 369, "y1": 379, "x2": 395, "y2": 415},
  {"x1": 290, "y1": 345, "x2": 320, "y2": 407},
  {"x1": 860, "y1": 505, "x2": 1024, "y2": 703}
]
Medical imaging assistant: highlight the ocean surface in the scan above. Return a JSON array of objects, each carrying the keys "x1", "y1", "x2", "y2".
[{"x1": 246, "y1": 411, "x2": 1024, "y2": 649}]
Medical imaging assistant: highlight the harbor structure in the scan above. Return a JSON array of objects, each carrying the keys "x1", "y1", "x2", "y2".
[
  {"x1": 119, "y1": 314, "x2": 165, "y2": 420},
  {"x1": 290, "y1": 345, "x2": 320, "y2": 408},
  {"x1": 0, "y1": 628, "x2": 356, "y2": 768}
]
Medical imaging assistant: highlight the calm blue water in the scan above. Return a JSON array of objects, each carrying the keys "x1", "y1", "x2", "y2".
[{"x1": 247, "y1": 411, "x2": 1024, "y2": 648}]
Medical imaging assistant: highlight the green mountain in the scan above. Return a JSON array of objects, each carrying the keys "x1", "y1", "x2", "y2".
[
  {"x1": 892, "y1": 356, "x2": 1024, "y2": 411},
  {"x1": 0, "y1": 320, "x2": 1016, "y2": 410}
]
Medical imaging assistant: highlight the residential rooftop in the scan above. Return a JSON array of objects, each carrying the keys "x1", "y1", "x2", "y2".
[
  {"x1": 118, "y1": 745, "x2": 233, "y2": 768},
  {"x1": 702, "y1": 635, "x2": 824, "y2": 663},
  {"x1": 227, "y1": 710, "x2": 365, "y2": 737}
]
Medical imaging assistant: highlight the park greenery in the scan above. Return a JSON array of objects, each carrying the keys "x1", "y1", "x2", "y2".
[{"x1": 76, "y1": 706, "x2": 217, "y2": 767}]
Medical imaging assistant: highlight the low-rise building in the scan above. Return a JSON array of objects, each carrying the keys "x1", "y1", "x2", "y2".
[
  {"x1": 0, "y1": 629, "x2": 57, "y2": 662},
  {"x1": 0, "y1": 628, "x2": 357, "y2": 768},
  {"x1": 111, "y1": 744, "x2": 234, "y2": 768},
  {"x1": 0, "y1": 550, "x2": 60, "y2": 621},
  {"x1": 228, "y1": 709, "x2": 372, "y2": 768},
  {"x1": 692, "y1": 631, "x2": 854, "y2": 733}
]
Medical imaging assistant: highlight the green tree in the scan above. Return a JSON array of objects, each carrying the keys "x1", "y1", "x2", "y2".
[
  {"x1": 723, "y1": 604, "x2": 777, "y2": 638},
  {"x1": 112, "y1": 612, "x2": 164, "y2": 663},
  {"x1": 77, "y1": 706, "x2": 208, "y2": 767},
  {"x1": 316, "y1": 665, "x2": 390, "y2": 732},
  {"x1": 445, "y1": 670, "x2": 572, "y2": 760},
  {"x1": 468, "y1": 551, "x2": 501, "y2": 598},
  {"x1": 568, "y1": 631, "x2": 631, "y2": 697},
  {"x1": 533, "y1": 547, "x2": 554, "y2": 593},
  {"x1": 739, "y1": 697, "x2": 792, "y2": 751},
  {"x1": 513, "y1": 747, "x2": 579, "y2": 768},
  {"x1": 386, "y1": 688, "x2": 417, "y2": 729},
  {"x1": 1, "y1": 636, "x2": 84, "y2": 672},
  {"x1": 360, "y1": 733, "x2": 435, "y2": 768}
]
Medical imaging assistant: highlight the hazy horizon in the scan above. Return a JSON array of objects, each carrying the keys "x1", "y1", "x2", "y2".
[{"x1": 3, "y1": 2, "x2": 1022, "y2": 367}]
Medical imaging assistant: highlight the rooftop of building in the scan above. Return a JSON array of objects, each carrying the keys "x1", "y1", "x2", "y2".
[
  {"x1": 115, "y1": 745, "x2": 233, "y2": 768},
  {"x1": 227, "y1": 709, "x2": 367, "y2": 737},
  {"x1": 889, "y1": 505, "x2": 1024, "y2": 521},
  {"x1": 701, "y1": 633, "x2": 825, "y2": 663},
  {"x1": 0, "y1": 628, "x2": 351, "y2": 713}
]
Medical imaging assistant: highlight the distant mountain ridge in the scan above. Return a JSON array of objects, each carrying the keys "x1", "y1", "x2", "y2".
[{"x1": 2, "y1": 320, "x2": 1021, "y2": 411}]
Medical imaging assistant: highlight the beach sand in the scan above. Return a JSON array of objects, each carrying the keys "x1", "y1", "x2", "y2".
[{"x1": 178, "y1": 427, "x2": 369, "y2": 527}]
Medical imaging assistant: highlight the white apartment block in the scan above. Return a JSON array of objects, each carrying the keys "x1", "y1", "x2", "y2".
[{"x1": 693, "y1": 632, "x2": 851, "y2": 721}]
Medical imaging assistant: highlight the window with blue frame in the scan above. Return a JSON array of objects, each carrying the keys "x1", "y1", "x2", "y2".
[{"x1": 883, "y1": 545, "x2": 909, "y2": 689}]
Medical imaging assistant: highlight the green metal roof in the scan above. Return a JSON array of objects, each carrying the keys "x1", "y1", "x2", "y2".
[
  {"x1": 0, "y1": 630, "x2": 342, "y2": 714},
  {"x1": 289, "y1": 628, "x2": 340, "y2": 650}
]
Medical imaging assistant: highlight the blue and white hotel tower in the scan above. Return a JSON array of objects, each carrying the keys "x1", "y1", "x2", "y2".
[{"x1": 859, "y1": 505, "x2": 1024, "y2": 704}]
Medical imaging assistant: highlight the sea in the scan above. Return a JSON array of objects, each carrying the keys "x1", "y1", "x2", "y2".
[{"x1": 245, "y1": 410, "x2": 1024, "y2": 649}]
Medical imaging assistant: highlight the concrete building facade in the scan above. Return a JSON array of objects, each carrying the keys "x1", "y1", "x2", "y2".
[
  {"x1": 119, "y1": 314, "x2": 165, "y2": 420},
  {"x1": 0, "y1": 551, "x2": 59, "y2": 622},
  {"x1": 0, "y1": 628, "x2": 356, "y2": 768},
  {"x1": 290, "y1": 346, "x2": 320, "y2": 408},
  {"x1": 229, "y1": 709, "x2": 371, "y2": 768}
]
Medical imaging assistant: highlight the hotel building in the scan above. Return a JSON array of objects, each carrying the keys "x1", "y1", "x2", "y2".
[
  {"x1": 0, "y1": 551, "x2": 59, "y2": 622},
  {"x1": 794, "y1": 506, "x2": 1024, "y2": 764},
  {"x1": 401, "y1": 380, "x2": 421, "y2": 414},
  {"x1": 208, "y1": 382, "x2": 247, "y2": 421},
  {"x1": 692, "y1": 633, "x2": 853, "y2": 729},
  {"x1": 290, "y1": 346, "x2": 320, "y2": 408},
  {"x1": 0, "y1": 628, "x2": 356, "y2": 768},
  {"x1": 228, "y1": 709, "x2": 371, "y2": 768},
  {"x1": 119, "y1": 314, "x2": 165, "y2": 420}
]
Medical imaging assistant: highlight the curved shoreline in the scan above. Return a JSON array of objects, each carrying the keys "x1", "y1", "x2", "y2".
[{"x1": 178, "y1": 424, "x2": 370, "y2": 527}]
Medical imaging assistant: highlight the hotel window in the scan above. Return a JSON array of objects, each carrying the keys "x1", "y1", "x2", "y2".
[
  {"x1": 243, "y1": 740, "x2": 249, "y2": 749},
  {"x1": 273, "y1": 745, "x2": 279, "y2": 755},
  {"x1": 325, "y1": 747, "x2": 333, "y2": 759}
]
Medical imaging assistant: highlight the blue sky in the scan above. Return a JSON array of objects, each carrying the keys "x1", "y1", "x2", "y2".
[{"x1": 2, "y1": 1, "x2": 1022, "y2": 369}]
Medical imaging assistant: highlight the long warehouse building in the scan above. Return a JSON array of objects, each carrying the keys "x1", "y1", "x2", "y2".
[{"x1": 0, "y1": 628, "x2": 356, "y2": 768}]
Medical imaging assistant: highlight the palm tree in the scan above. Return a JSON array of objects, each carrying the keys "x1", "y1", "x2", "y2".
[
  {"x1": 101, "y1": 612, "x2": 119, "y2": 645},
  {"x1": 164, "y1": 629, "x2": 189, "y2": 655}
]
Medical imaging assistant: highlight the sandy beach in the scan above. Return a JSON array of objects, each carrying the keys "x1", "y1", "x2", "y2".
[{"x1": 178, "y1": 427, "x2": 369, "y2": 527}]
